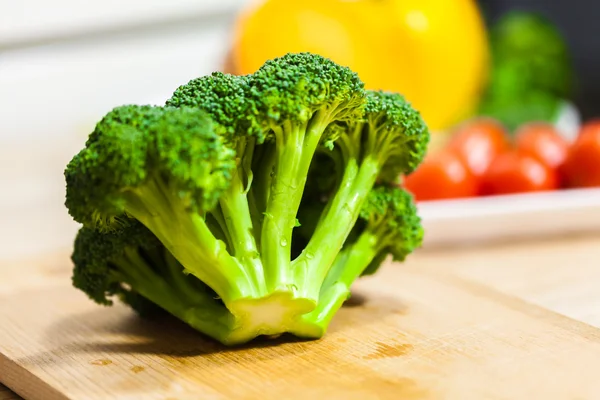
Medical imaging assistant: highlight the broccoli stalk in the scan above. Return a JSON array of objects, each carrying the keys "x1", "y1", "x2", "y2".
[
  {"x1": 247, "y1": 54, "x2": 366, "y2": 293},
  {"x1": 65, "y1": 53, "x2": 429, "y2": 345},
  {"x1": 293, "y1": 185, "x2": 424, "y2": 336},
  {"x1": 65, "y1": 106, "x2": 260, "y2": 303},
  {"x1": 166, "y1": 73, "x2": 267, "y2": 295},
  {"x1": 292, "y1": 91, "x2": 429, "y2": 303},
  {"x1": 338, "y1": 185, "x2": 424, "y2": 283}
]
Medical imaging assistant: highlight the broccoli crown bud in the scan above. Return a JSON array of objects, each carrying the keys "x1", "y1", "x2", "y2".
[
  {"x1": 359, "y1": 184, "x2": 423, "y2": 264},
  {"x1": 364, "y1": 90, "x2": 430, "y2": 178},
  {"x1": 64, "y1": 105, "x2": 235, "y2": 230},
  {"x1": 71, "y1": 221, "x2": 160, "y2": 306},
  {"x1": 166, "y1": 72, "x2": 266, "y2": 142},
  {"x1": 249, "y1": 52, "x2": 366, "y2": 124}
]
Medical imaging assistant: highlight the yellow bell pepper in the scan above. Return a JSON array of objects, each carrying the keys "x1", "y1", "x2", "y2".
[{"x1": 230, "y1": 0, "x2": 489, "y2": 131}]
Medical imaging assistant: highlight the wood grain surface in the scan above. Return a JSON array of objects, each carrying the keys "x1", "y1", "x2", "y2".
[
  {"x1": 0, "y1": 384, "x2": 22, "y2": 400},
  {"x1": 1, "y1": 235, "x2": 600, "y2": 400}
]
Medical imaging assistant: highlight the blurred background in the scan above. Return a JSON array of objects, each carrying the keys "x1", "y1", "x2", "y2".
[
  {"x1": 479, "y1": 0, "x2": 600, "y2": 118},
  {"x1": 1, "y1": 0, "x2": 599, "y2": 260}
]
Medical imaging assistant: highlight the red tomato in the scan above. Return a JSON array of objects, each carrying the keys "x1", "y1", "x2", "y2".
[
  {"x1": 515, "y1": 122, "x2": 569, "y2": 170},
  {"x1": 447, "y1": 118, "x2": 511, "y2": 177},
  {"x1": 579, "y1": 119, "x2": 600, "y2": 138},
  {"x1": 481, "y1": 150, "x2": 559, "y2": 195},
  {"x1": 562, "y1": 121, "x2": 600, "y2": 188},
  {"x1": 403, "y1": 149, "x2": 478, "y2": 201}
]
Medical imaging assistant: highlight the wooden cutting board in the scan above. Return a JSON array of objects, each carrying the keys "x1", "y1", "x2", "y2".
[
  {"x1": 1, "y1": 235, "x2": 600, "y2": 400},
  {"x1": 0, "y1": 384, "x2": 20, "y2": 400}
]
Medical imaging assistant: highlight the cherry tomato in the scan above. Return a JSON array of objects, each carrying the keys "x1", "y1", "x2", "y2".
[
  {"x1": 515, "y1": 122, "x2": 569, "y2": 171},
  {"x1": 562, "y1": 121, "x2": 600, "y2": 188},
  {"x1": 481, "y1": 150, "x2": 559, "y2": 195},
  {"x1": 579, "y1": 119, "x2": 600, "y2": 139},
  {"x1": 447, "y1": 118, "x2": 511, "y2": 177},
  {"x1": 403, "y1": 149, "x2": 478, "y2": 201}
]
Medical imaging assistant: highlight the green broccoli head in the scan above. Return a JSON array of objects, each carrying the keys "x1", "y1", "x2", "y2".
[
  {"x1": 166, "y1": 72, "x2": 265, "y2": 142},
  {"x1": 358, "y1": 185, "x2": 423, "y2": 267},
  {"x1": 323, "y1": 184, "x2": 423, "y2": 281},
  {"x1": 328, "y1": 90, "x2": 429, "y2": 186},
  {"x1": 312, "y1": 184, "x2": 422, "y2": 328},
  {"x1": 65, "y1": 52, "x2": 428, "y2": 346},
  {"x1": 153, "y1": 106, "x2": 235, "y2": 207},
  {"x1": 71, "y1": 221, "x2": 161, "y2": 307},
  {"x1": 363, "y1": 90, "x2": 430, "y2": 178},
  {"x1": 321, "y1": 184, "x2": 422, "y2": 286},
  {"x1": 64, "y1": 105, "x2": 235, "y2": 231},
  {"x1": 72, "y1": 221, "x2": 232, "y2": 333},
  {"x1": 249, "y1": 52, "x2": 366, "y2": 127}
]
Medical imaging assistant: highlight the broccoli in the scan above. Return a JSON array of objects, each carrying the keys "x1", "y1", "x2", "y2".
[{"x1": 65, "y1": 52, "x2": 429, "y2": 345}]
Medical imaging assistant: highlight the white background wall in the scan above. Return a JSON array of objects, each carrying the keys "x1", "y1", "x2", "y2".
[
  {"x1": 1, "y1": 0, "x2": 252, "y2": 143},
  {"x1": 0, "y1": 0, "x2": 247, "y2": 46}
]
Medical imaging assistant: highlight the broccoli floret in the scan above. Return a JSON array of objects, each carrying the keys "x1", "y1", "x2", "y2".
[
  {"x1": 65, "y1": 53, "x2": 428, "y2": 345},
  {"x1": 291, "y1": 90, "x2": 428, "y2": 300},
  {"x1": 64, "y1": 105, "x2": 254, "y2": 306},
  {"x1": 65, "y1": 105, "x2": 235, "y2": 228},
  {"x1": 352, "y1": 184, "x2": 424, "y2": 273},
  {"x1": 166, "y1": 71, "x2": 265, "y2": 141},
  {"x1": 71, "y1": 222, "x2": 233, "y2": 338},
  {"x1": 167, "y1": 72, "x2": 267, "y2": 295},
  {"x1": 303, "y1": 185, "x2": 423, "y2": 330},
  {"x1": 245, "y1": 52, "x2": 367, "y2": 291}
]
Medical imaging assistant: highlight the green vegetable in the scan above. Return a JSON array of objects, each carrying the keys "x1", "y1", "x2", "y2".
[
  {"x1": 64, "y1": 52, "x2": 429, "y2": 345},
  {"x1": 71, "y1": 222, "x2": 231, "y2": 338},
  {"x1": 478, "y1": 11, "x2": 574, "y2": 130},
  {"x1": 321, "y1": 185, "x2": 423, "y2": 296}
]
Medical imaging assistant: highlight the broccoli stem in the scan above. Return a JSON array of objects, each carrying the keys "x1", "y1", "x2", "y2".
[
  {"x1": 292, "y1": 156, "x2": 380, "y2": 301},
  {"x1": 295, "y1": 230, "x2": 382, "y2": 335},
  {"x1": 204, "y1": 210, "x2": 232, "y2": 253},
  {"x1": 162, "y1": 249, "x2": 207, "y2": 302},
  {"x1": 336, "y1": 230, "x2": 382, "y2": 286},
  {"x1": 250, "y1": 140, "x2": 276, "y2": 232},
  {"x1": 318, "y1": 246, "x2": 351, "y2": 295},
  {"x1": 246, "y1": 140, "x2": 268, "y2": 249},
  {"x1": 122, "y1": 176, "x2": 257, "y2": 303},
  {"x1": 260, "y1": 111, "x2": 330, "y2": 293},
  {"x1": 220, "y1": 185, "x2": 265, "y2": 294},
  {"x1": 247, "y1": 189, "x2": 263, "y2": 249},
  {"x1": 296, "y1": 123, "x2": 406, "y2": 298},
  {"x1": 116, "y1": 247, "x2": 234, "y2": 340},
  {"x1": 292, "y1": 282, "x2": 350, "y2": 338},
  {"x1": 260, "y1": 121, "x2": 305, "y2": 291},
  {"x1": 219, "y1": 139, "x2": 267, "y2": 296},
  {"x1": 315, "y1": 123, "x2": 363, "y2": 222}
]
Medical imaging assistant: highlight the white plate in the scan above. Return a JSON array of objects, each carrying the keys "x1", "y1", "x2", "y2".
[{"x1": 418, "y1": 188, "x2": 600, "y2": 248}]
